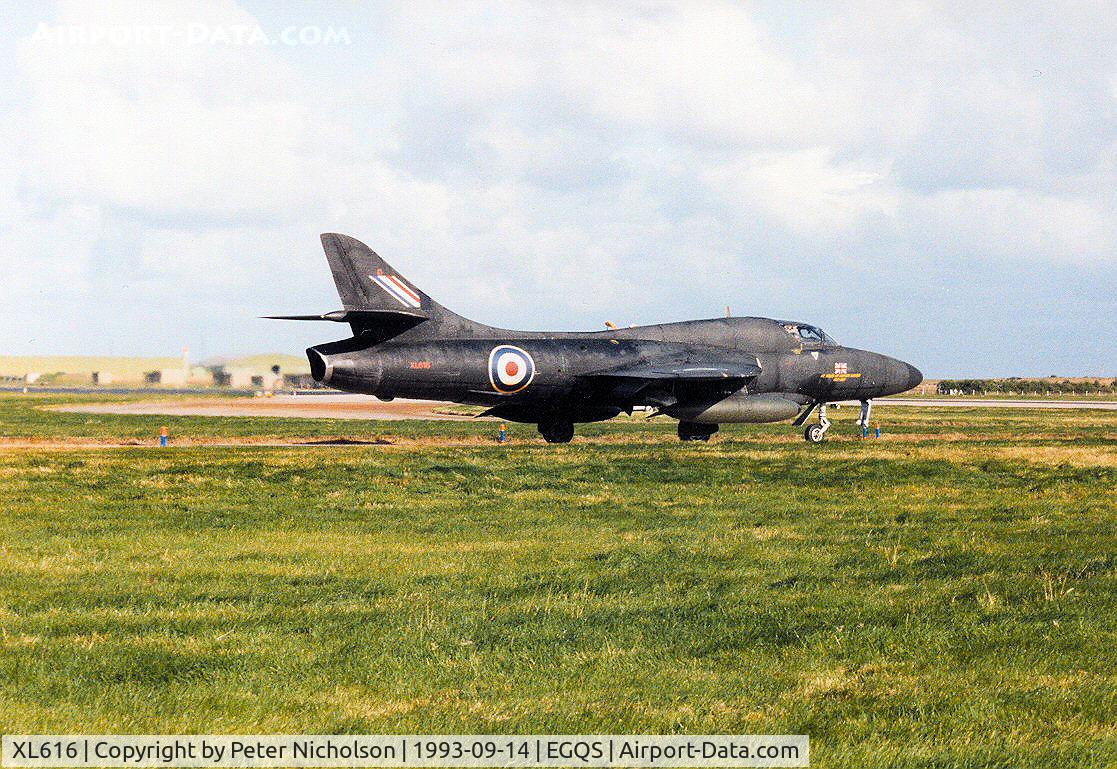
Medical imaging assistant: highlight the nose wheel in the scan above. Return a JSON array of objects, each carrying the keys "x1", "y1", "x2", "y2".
[{"x1": 803, "y1": 403, "x2": 831, "y2": 443}]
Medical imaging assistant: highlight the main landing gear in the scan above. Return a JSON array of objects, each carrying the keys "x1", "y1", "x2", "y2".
[
  {"x1": 857, "y1": 399, "x2": 873, "y2": 429},
  {"x1": 803, "y1": 403, "x2": 831, "y2": 443},
  {"x1": 538, "y1": 419, "x2": 575, "y2": 444},
  {"x1": 678, "y1": 421, "x2": 718, "y2": 442}
]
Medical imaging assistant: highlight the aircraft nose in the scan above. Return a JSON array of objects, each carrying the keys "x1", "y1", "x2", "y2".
[
  {"x1": 903, "y1": 362, "x2": 923, "y2": 392},
  {"x1": 880, "y1": 357, "x2": 921, "y2": 395}
]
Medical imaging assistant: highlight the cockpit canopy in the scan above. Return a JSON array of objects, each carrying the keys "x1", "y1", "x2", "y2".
[{"x1": 782, "y1": 323, "x2": 837, "y2": 347}]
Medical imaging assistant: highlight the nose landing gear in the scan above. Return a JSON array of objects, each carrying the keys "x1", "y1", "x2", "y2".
[{"x1": 803, "y1": 403, "x2": 831, "y2": 443}]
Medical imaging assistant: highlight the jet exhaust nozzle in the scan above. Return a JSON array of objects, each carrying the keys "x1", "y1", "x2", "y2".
[
  {"x1": 308, "y1": 347, "x2": 332, "y2": 385},
  {"x1": 306, "y1": 344, "x2": 379, "y2": 393}
]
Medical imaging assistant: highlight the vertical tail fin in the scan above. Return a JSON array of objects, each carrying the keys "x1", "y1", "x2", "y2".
[
  {"x1": 321, "y1": 233, "x2": 431, "y2": 315},
  {"x1": 319, "y1": 233, "x2": 494, "y2": 339},
  {"x1": 268, "y1": 234, "x2": 492, "y2": 340}
]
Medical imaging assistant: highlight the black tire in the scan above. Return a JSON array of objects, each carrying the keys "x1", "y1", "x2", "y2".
[
  {"x1": 804, "y1": 424, "x2": 826, "y2": 443},
  {"x1": 678, "y1": 421, "x2": 718, "y2": 442},
  {"x1": 538, "y1": 420, "x2": 575, "y2": 444}
]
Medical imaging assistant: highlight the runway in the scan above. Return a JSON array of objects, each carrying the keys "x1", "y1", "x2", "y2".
[
  {"x1": 875, "y1": 397, "x2": 1117, "y2": 410},
  {"x1": 52, "y1": 394, "x2": 483, "y2": 420}
]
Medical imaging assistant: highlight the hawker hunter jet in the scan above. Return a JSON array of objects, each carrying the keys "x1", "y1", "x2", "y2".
[{"x1": 269, "y1": 234, "x2": 922, "y2": 443}]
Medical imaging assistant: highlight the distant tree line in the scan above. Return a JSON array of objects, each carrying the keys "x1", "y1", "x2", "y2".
[{"x1": 936, "y1": 378, "x2": 1116, "y2": 395}]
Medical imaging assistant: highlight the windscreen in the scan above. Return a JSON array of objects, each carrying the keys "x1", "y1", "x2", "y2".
[
  {"x1": 781, "y1": 322, "x2": 837, "y2": 347},
  {"x1": 795, "y1": 325, "x2": 837, "y2": 346}
]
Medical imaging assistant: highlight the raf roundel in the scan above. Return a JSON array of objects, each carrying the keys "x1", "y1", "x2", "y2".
[{"x1": 488, "y1": 345, "x2": 536, "y2": 394}]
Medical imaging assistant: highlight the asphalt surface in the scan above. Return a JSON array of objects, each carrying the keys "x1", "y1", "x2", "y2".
[
  {"x1": 876, "y1": 397, "x2": 1117, "y2": 410},
  {"x1": 52, "y1": 395, "x2": 480, "y2": 421}
]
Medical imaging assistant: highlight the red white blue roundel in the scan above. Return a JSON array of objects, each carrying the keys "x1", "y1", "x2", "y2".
[{"x1": 488, "y1": 345, "x2": 536, "y2": 394}]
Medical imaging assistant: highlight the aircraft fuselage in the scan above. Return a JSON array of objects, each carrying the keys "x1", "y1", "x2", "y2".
[
  {"x1": 277, "y1": 234, "x2": 922, "y2": 443},
  {"x1": 310, "y1": 317, "x2": 922, "y2": 424}
]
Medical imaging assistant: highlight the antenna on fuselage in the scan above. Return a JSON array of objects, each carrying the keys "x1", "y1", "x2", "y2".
[{"x1": 725, "y1": 306, "x2": 732, "y2": 317}]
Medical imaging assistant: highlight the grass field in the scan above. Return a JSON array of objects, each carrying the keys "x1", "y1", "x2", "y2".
[{"x1": 0, "y1": 393, "x2": 1114, "y2": 768}]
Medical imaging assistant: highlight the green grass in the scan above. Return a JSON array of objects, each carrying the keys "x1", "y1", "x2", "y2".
[{"x1": 0, "y1": 394, "x2": 1114, "y2": 768}]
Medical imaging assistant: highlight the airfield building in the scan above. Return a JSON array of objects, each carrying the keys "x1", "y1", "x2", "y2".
[{"x1": 144, "y1": 369, "x2": 185, "y2": 386}]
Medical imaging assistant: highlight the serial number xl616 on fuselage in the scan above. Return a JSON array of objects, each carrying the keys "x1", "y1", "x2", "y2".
[{"x1": 269, "y1": 234, "x2": 922, "y2": 443}]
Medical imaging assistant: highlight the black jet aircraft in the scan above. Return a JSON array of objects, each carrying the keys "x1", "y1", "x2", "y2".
[{"x1": 270, "y1": 234, "x2": 922, "y2": 443}]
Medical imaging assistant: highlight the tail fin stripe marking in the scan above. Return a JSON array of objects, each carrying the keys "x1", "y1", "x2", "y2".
[
  {"x1": 372, "y1": 274, "x2": 421, "y2": 308},
  {"x1": 385, "y1": 274, "x2": 422, "y2": 305},
  {"x1": 373, "y1": 275, "x2": 418, "y2": 307}
]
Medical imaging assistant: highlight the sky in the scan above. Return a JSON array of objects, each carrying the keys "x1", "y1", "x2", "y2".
[{"x1": 1, "y1": 0, "x2": 1114, "y2": 377}]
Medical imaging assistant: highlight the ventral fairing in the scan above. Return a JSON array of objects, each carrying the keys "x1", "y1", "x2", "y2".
[{"x1": 269, "y1": 234, "x2": 922, "y2": 443}]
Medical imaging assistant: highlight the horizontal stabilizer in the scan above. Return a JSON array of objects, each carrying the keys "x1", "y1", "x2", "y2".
[{"x1": 264, "y1": 309, "x2": 427, "y2": 323}]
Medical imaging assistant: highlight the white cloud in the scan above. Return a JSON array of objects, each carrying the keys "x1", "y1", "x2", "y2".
[
  {"x1": 1, "y1": 0, "x2": 1115, "y2": 371},
  {"x1": 14, "y1": 0, "x2": 370, "y2": 219},
  {"x1": 0, "y1": 203, "x2": 102, "y2": 303},
  {"x1": 912, "y1": 188, "x2": 1116, "y2": 263},
  {"x1": 551, "y1": 3, "x2": 865, "y2": 147},
  {"x1": 705, "y1": 148, "x2": 897, "y2": 237}
]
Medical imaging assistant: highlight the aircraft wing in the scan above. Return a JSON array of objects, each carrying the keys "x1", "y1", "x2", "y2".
[
  {"x1": 579, "y1": 358, "x2": 761, "y2": 408},
  {"x1": 584, "y1": 360, "x2": 761, "y2": 381}
]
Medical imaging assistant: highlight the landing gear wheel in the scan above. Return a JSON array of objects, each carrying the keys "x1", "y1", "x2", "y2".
[
  {"x1": 803, "y1": 403, "x2": 831, "y2": 444},
  {"x1": 678, "y1": 421, "x2": 719, "y2": 442},
  {"x1": 538, "y1": 420, "x2": 575, "y2": 444},
  {"x1": 804, "y1": 423, "x2": 826, "y2": 443}
]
